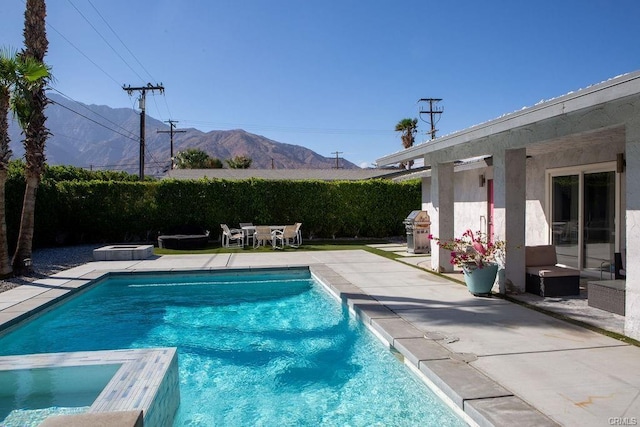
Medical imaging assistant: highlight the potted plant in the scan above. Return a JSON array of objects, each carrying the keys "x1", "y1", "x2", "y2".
[{"x1": 429, "y1": 230, "x2": 506, "y2": 296}]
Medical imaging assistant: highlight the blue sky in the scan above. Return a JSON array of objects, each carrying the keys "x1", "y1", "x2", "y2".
[{"x1": 3, "y1": 1, "x2": 640, "y2": 168}]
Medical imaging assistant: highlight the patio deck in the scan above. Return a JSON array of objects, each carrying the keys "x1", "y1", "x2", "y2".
[
  {"x1": 385, "y1": 244, "x2": 626, "y2": 336},
  {"x1": 1, "y1": 248, "x2": 638, "y2": 426}
]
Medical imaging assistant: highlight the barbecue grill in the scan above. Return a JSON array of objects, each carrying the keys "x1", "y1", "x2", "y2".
[{"x1": 403, "y1": 210, "x2": 431, "y2": 254}]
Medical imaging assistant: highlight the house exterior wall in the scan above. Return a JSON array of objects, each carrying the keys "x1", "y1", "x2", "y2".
[
  {"x1": 399, "y1": 74, "x2": 640, "y2": 340},
  {"x1": 423, "y1": 139, "x2": 627, "y2": 292},
  {"x1": 453, "y1": 168, "x2": 492, "y2": 237},
  {"x1": 525, "y1": 139, "x2": 625, "y2": 246},
  {"x1": 424, "y1": 166, "x2": 494, "y2": 238},
  {"x1": 625, "y1": 118, "x2": 640, "y2": 339}
]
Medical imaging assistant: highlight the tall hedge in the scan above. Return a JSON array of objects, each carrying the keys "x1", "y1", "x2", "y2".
[{"x1": 6, "y1": 176, "x2": 421, "y2": 247}]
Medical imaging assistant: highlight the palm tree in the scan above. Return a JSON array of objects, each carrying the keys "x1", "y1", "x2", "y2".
[
  {"x1": 0, "y1": 48, "x2": 48, "y2": 277},
  {"x1": 395, "y1": 118, "x2": 418, "y2": 169},
  {"x1": 0, "y1": 51, "x2": 17, "y2": 278},
  {"x1": 12, "y1": 0, "x2": 49, "y2": 274}
]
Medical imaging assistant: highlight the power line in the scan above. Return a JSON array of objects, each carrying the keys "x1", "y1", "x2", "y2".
[
  {"x1": 45, "y1": 2, "x2": 169, "y2": 123},
  {"x1": 86, "y1": 0, "x2": 157, "y2": 83},
  {"x1": 48, "y1": 87, "x2": 138, "y2": 139},
  {"x1": 150, "y1": 94, "x2": 165, "y2": 124},
  {"x1": 48, "y1": 96, "x2": 138, "y2": 142},
  {"x1": 157, "y1": 120, "x2": 186, "y2": 169},
  {"x1": 46, "y1": 22, "x2": 122, "y2": 87},
  {"x1": 123, "y1": 83, "x2": 165, "y2": 180},
  {"x1": 331, "y1": 151, "x2": 343, "y2": 169},
  {"x1": 66, "y1": 0, "x2": 146, "y2": 82},
  {"x1": 418, "y1": 98, "x2": 444, "y2": 140}
]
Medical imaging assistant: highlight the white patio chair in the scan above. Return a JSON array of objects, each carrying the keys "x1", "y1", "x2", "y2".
[
  {"x1": 273, "y1": 225, "x2": 300, "y2": 249},
  {"x1": 220, "y1": 224, "x2": 243, "y2": 248},
  {"x1": 294, "y1": 222, "x2": 302, "y2": 246},
  {"x1": 253, "y1": 226, "x2": 274, "y2": 249}
]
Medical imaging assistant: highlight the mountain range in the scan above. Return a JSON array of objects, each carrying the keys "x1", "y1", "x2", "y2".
[{"x1": 7, "y1": 93, "x2": 359, "y2": 176}]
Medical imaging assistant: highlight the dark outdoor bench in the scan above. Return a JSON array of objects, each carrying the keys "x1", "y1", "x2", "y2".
[
  {"x1": 525, "y1": 245, "x2": 580, "y2": 297},
  {"x1": 157, "y1": 225, "x2": 210, "y2": 250}
]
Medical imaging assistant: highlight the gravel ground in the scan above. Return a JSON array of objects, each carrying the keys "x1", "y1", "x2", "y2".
[{"x1": 0, "y1": 244, "x2": 101, "y2": 293}]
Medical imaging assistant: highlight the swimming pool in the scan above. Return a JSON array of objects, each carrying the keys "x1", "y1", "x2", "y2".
[{"x1": 0, "y1": 268, "x2": 467, "y2": 426}]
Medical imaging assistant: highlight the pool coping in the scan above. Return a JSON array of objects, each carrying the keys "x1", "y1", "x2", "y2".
[
  {"x1": 0, "y1": 260, "x2": 557, "y2": 427},
  {"x1": 308, "y1": 264, "x2": 557, "y2": 427}
]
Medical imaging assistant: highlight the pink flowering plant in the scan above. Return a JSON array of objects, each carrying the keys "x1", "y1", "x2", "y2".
[{"x1": 429, "y1": 229, "x2": 505, "y2": 269}]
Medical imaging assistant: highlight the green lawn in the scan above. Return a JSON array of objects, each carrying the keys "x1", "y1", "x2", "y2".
[{"x1": 154, "y1": 238, "x2": 403, "y2": 261}]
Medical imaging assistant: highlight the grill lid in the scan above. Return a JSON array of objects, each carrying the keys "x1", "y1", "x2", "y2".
[{"x1": 404, "y1": 210, "x2": 431, "y2": 224}]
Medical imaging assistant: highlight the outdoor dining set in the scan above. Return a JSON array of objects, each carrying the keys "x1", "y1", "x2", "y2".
[{"x1": 220, "y1": 223, "x2": 302, "y2": 249}]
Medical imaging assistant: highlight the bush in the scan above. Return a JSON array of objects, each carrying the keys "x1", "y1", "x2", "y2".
[{"x1": 5, "y1": 174, "x2": 421, "y2": 247}]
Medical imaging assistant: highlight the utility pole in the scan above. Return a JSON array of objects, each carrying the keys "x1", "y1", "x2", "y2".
[
  {"x1": 157, "y1": 120, "x2": 186, "y2": 170},
  {"x1": 331, "y1": 151, "x2": 343, "y2": 169},
  {"x1": 418, "y1": 98, "x2": 443, "y2": 140},
  {"x1": 123, "y1": 83, "x2": 165, "y2": 180}
]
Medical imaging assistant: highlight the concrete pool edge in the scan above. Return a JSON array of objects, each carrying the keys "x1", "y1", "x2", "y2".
[{"x1": 308, "y1": 264, "x2": 557, "y2": 427}]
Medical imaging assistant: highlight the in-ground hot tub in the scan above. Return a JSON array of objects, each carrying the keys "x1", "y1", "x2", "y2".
[{"x1": 0, "y1": 349, "x2": 180, "y2": 427}]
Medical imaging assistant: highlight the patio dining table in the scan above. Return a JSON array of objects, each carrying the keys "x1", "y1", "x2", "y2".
[{"x1": 241, "y1": 225, "x2": 284, "y2": 247}]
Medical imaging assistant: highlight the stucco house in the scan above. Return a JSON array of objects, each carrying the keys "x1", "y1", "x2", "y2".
[{"x1": 376, "y1": 71, "x2": 640, "y2": 340}]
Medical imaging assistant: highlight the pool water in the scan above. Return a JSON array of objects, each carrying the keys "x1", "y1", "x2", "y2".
[
  {"x1": 0, "y1": 364, "x2": 120, "y2": 426},
  {"x1": 0, "y1": 270, "x2": 466, "y2": 426}
]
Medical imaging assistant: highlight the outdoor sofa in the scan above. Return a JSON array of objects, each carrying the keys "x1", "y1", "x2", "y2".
[{"x1": 525, "y1": 245, "x2": 580, "y2": 297}]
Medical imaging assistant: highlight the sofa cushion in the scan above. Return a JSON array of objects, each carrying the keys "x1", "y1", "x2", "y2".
[
  {"x1": 526, "y1": 265, "x2": 580, "y2": 278},
  {"x1": 525, "y1": 245, "x2": 558, "y2": 267}
]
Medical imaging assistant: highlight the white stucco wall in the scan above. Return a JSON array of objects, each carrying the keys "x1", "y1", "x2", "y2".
[
  {"x1": 624, "y1": 118, "x2": 640, "y2": 340},
  {"x1": 452, "y1": 167, "x2": 492, "y2": 237}
]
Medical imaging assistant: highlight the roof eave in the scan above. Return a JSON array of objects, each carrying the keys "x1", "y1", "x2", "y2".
[{"x1": 376, "y1": 71, "x2": 640, "y2": 167}]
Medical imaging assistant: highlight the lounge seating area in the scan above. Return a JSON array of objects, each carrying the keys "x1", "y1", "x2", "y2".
[{"x1": 525, "y1": 245, "x2": 580, "y2": 297}]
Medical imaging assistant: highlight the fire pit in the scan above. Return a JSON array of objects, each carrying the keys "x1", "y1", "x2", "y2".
[{"x1": 93, "y1": 245, "x2": 154, "y2": 261}]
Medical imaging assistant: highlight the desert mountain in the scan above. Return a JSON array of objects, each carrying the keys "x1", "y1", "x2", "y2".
[{"x1": 7, "y1": 93, "x2": 359, "y2": 176}]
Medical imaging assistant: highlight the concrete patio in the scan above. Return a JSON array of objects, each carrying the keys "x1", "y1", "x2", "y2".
[{"x1": 1, "y1": 248, "x2": 638, "y2": 426}]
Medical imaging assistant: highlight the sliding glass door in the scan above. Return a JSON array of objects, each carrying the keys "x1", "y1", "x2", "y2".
[
  {"x1": 550, "y1": 166, "x2": 616, "y2": 272},
  {"x1": 552, "y1": 175, "x2": 579, "y2": 267},
  {"x1": 583, "y1": 172, "x2": 615, "y2": 269}
]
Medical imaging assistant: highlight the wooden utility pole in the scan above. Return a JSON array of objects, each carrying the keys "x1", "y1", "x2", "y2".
[
  {"x1": 331, "y1": 151, "x2": 343, "y2": 169},
  {"x1": 157, "y1": 120, "x2": 186, "y2": 170},
  {"x1": 418, "y1": 98, "x2": 443, "y2": 140},
  {"x1": 123, "y1": 83, "x2": 164, "y2": 179}
]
